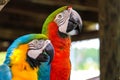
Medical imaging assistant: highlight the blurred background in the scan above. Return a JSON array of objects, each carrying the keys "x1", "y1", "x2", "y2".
[{"x1": 70, "y1": 38, "x2": 99, "y2": 80}]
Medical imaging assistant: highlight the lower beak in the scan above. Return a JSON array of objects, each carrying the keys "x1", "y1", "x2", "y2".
[
  {"x1": 45, "y1": 43, "x2": 54, "y2": 64},
  {"x1": 67, "y1": 8, "x2": 82, "y2": 35}
]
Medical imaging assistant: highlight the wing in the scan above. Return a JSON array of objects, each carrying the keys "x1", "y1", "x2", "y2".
[{"x1": 0, "y1": 64, "x2": 12, "y2": 80}]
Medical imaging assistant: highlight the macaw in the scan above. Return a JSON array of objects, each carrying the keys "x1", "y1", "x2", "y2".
[
  {"x1": 0, "y1": 34, "x2": 54, "y2": 80},
  {"x1": 40, "y1": 6, "x2": 82, "y2": 80}
]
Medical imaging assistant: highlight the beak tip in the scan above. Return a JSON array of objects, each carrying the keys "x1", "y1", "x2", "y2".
[{"x1": 71, "y1": 9, "x2": 82, "y2": 33}]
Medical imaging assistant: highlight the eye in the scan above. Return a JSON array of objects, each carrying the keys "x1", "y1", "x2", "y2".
[
  {"x1": 37, "y1": 40, "x2": 45, "y2": 49},
  {"x1": 57, "y1": 13, "x2": 63, "y2": 19},
  {"x1": 28, "y1": 39, "x2": 44, "y2": 49},
  {"x1": 31, "y1": 40, "x2": 38, "y2": 45},
  {"x1": 38, "y1": 40, "x2": 44, "y2": 45},
  {"x1": 37, "y1": 44, "x2": 42, "y2": 49}
]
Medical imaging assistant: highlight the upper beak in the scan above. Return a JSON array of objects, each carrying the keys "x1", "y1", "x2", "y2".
[
  {"x1": 45, "y1": 43, "x2": 54, "y2": 64},
  {"x1": 67, "y1": 7, "x2": 82, "y2": 35}
]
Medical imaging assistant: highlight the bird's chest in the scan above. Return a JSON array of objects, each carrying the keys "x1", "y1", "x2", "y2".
[
  {"x1": 51, "y1": 38, "x2": 71, "y2": 63},
  {"x1": 11, "y1": 63, "x2": 38, "y2": 80}
]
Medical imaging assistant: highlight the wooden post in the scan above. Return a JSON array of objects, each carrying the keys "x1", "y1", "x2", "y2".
[
  {"x1": 0, "y1": 0, "x2": 9, "y2": 11},
  {"x1": 99, "y1": 0, "x2": 120, "y2": 80}
]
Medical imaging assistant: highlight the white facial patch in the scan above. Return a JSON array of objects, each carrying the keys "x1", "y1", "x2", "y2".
[
  {"x1": 54, "y1": 8, "x2": 72, "y2": 34},
  {"x1": 27, "y1": 39, "x2": 51, "y2": 59},
  {"x1": 27, "y1": 49, "x2": 43, "y2": 59},
  {"x1": 67, "y1": 30, "x2": 78, "y2": 35}
]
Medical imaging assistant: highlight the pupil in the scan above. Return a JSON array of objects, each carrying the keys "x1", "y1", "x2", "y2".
[{"x1": 58, "y1": 14, "x2": 62, "y2": 18}]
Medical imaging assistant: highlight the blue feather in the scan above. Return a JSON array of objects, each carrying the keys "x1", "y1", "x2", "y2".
[
  {"x1": 38, "y1": 62, "x2": 50, "y2": 80},
  {"x1": 4, "y1": 34, "x2": 47, "y2": 65},
  {"x1": 0, "y1": 64, "x2": 12, "y2": 80},
  {"x1": 4, "y1": 34, "x2": 35, "y2": 65},
  {"x1": 38, "y1": 56, "x2": 51, "y2": 80}
]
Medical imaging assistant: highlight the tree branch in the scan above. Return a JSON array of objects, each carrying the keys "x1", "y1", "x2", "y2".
[{"x1": 0, "y1": 0, "x2": 9, "y2": 11}]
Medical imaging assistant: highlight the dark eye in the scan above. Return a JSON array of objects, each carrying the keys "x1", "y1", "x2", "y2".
[
  {"x1": 34, "y1": 40, "x2": 38, "y2": 44},
  {"x1": 37, "y1": 44, "x2": 42, "y2": 49},
  {"x1": 37, "y1": 40, "x2": 45, "y2": 49},
  {"x1": 58, "y1": 15, "x2": 62, "y2": 18},
  {"x1": 57, "y1": 13, "x2": 63, "y2": 19}
]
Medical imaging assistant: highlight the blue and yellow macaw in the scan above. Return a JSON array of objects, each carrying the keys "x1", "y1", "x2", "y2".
[{"x1": 0, "y1": 34, "x2": 54, "y2": 80}]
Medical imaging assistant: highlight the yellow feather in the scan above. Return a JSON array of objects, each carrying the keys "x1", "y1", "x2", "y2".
[{"x1": 10, "y1": 44, "x2": 38, "y2": 80}]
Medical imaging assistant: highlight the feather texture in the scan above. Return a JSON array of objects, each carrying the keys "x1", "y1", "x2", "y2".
[
  {"x1": 10, "y1": 44, "x2": 38, "y2": 80},
  {"x1": 4, "y1": 34, "x2": 47, "y2": 65},
  {"x1": 48, "y1": 22, "x2": 71, "y2": 80},
  {"x1": 42, "y1": 6, "x2": 67, "y2": 35},
  {"x1": 2, "y1": 34, "x2": 48, "y2": 80},
  {"x1": 41, "y1": 6, "x2": 72, "y2": 80}
]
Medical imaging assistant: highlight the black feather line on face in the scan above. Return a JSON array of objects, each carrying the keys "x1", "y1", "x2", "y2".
[
  {"x1": 26, "y1": 51, "x2": 48, "y2": 69},
  {"x1": 26, "y1": 55, "x2": 41, "y2": 69},
  {"x1": 58, "y1": 30, "x2": 68, "y2": 38}
]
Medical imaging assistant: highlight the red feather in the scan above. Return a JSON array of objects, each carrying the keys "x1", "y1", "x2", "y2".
[{"x1": 48, "y1": 22, "x2": 71, "y2": 80}]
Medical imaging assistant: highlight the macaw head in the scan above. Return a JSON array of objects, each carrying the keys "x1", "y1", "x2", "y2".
[
  {"x1": 27, "y1": 39, "x2": 54, "y2": 68},
  {"x1": 4, "y1": 34, "x2": 54, "y2": 68},
  {"x1": 42, "y1": 6, "x2": 82, "y2": 37}
]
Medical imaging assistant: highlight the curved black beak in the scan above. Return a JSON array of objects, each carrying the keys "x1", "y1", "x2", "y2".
[
  {"x1": 45, "y1": 43, "x2": 54, "y2": 64},
  {"x1": 67, "y1": 8, "x2": 82, "y2": 35}
]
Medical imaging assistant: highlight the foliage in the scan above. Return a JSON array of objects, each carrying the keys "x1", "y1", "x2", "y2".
[
  {"x1": 0, "y1": 52, "x2": 6, "y2": 65},
  {"x1": 71, "y1": 48, "x2": 99, "y2": 70}
]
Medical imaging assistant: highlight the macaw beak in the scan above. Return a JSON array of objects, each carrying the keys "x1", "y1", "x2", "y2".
[
  {"x1": 67, "y1": 7, "x2": 82, "y2": 35},
  {"x1": 45, "y1": 43, "x2": 54, "y2": 64},
  {"x1": 27, "y1": 40, "x2": 54, "y2": 68}
]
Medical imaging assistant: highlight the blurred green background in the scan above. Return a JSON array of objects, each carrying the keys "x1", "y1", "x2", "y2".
[
  {"x1": 71, "y1": 48, "x2": 99, "y2": 70},
  {"x1": 0, "y1": 52, "x2": 6, "y2": 65}
]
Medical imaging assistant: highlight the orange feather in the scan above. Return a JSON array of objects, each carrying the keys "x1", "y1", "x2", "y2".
[{"x1": 10, "y1": 44, "x2": 38, "y2": 80}]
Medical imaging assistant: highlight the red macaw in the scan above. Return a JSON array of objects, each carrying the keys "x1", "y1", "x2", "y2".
[{"x1": 40, "y1": 6, "x2": 82, "y2": 80}]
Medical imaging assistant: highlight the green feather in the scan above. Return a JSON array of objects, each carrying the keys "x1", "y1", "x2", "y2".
[{"x1": 42, "y1": 6, "x2": 67, "y2": 34}]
